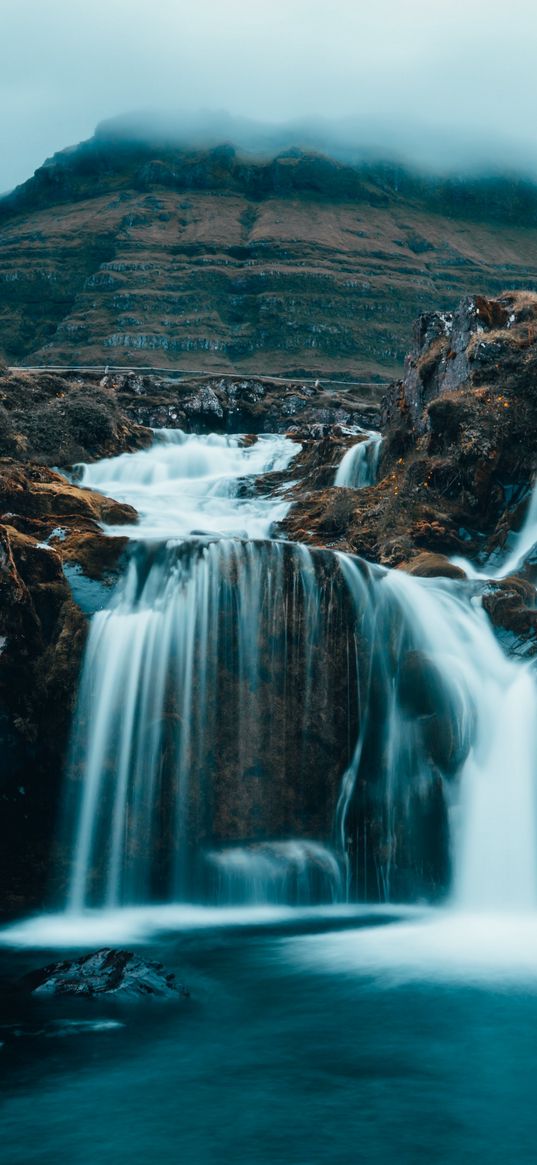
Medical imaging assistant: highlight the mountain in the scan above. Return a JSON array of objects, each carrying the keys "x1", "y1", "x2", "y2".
[{"x1": 3, "y1": 124, "x2": 537, "y2": 378}]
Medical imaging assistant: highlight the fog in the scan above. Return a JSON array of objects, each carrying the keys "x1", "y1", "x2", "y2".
[{"x1": 2, "y1": 0, "x2": 537, "y2": 191}]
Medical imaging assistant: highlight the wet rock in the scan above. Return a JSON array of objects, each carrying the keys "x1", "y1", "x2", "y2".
[
  {"x1": 397, "y1": 650, "x2": 448, "y2": 718},
  {"x1": 482, "y1": 576, "x2": 537, "y2": 656},
  {"x1": 22, "y1": 949, "x2": 189, "y2": 1000},
  {"x1": 0, "y1": 457, "x2": 139, "y2": 914},
  {"x1": 421, "y1": 711, "x2": 471, "y2": 775},
  {"x1": 399, "y1": 552, "x2": 467, "y2": 579}
]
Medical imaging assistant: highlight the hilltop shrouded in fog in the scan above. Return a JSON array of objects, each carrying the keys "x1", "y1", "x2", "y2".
[
  {"x1": 2, "y1": 0, "x2": 537, "y2": 191},
  {"x1": 92, "y1": 109, "x2": 537, "y2": 179}
]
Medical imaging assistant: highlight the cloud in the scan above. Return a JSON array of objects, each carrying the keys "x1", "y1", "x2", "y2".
[{"x1": 2, "y1": 0, "x2": 537, "y2": 190}]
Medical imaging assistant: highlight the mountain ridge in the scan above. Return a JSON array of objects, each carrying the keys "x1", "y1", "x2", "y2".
[{"x1": 3, "y1": 129, "x2": 537, "y2": 378}]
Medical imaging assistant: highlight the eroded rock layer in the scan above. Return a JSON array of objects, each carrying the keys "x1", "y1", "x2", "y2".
[{"x1": 4, "y1": 134, "x2": 537, "y2": 378}]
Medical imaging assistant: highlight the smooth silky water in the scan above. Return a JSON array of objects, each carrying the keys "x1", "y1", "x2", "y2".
[
  {"x1": 3, "y1": 430, "x2": 537, "y2": 1163},
  {"x1": 334, "y1": 429, "x2": 383, "y2": 488}
]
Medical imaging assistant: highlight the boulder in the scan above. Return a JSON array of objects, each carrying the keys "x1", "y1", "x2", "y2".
[
  {"x1": 22, "y1": 948, "x2": 189, "y2": 1000},
  {"x1": 399, "y1": 552, "x2": 467, "y2": 579}
]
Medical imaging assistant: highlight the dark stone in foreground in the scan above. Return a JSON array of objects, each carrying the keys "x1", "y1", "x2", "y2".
[{"x1": 22, "y1": 948, "x2": 189, "y2": 1000}]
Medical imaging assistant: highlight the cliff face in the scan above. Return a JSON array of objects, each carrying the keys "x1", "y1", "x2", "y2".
[
  {"x1": 3, "y1": 135, "x2": 537, "y2": 378},
  {"x1": 284, "y1": 291, "x2": 537, "y2": 594}
]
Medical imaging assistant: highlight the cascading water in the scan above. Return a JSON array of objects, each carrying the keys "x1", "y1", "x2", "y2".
[
  {"x1": 334, "y1": 430, "x2": 383, "y2": 488},
  {"x1": 62, "y1": 426, "x2": 537, "y2": 918},
  {"x1": 206, "y1": 842, "x2": 343, "y2": 906},
  {"x1": 77, "y1": 429, "x2": 298, "y2": 540},
  {"x1": 335, "y1": 559, "x2": 537, "y2": 909},
  {"x1": 65, "y1": 431, "x2": 353, "y2": 911},
  {"x1": 452, "y1": 477, "x2": 537, "y2": 580}
]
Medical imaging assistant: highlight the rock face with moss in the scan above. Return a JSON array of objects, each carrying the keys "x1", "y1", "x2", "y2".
[
  {"x1": 0, "y1": 455, "x2": 141, "y2": 913},
  {"x1": 283, "y1": 291, "x2": 537, "y2": 572}
]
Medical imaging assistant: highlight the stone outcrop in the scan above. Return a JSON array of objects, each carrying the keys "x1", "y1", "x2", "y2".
[
  {"x1": 283, "y1": 292, "x2": 537, "y2": 577},
  {"x1": 0, "y1": 457, "x2": 138, "y2": 914},
  {"x1": 0, "y1": 368, "x2": 152, "y2": 464},
  {"x1": 110, "y1": 371, "x2": 379, "y2": 433},
  {"x1": 22, "y1": 948, "x2": 188, "y2": 999}
]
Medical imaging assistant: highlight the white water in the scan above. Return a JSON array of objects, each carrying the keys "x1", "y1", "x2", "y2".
[
  {"x1": 334, "y1": 430, "x2": 382, "y2": 488},
  {"x1": 453, "y1": 479, "x2": 537, "y2": 580},
  {"x1": 288, "y1": 912, "x2": 537, "y2": 988},
  {"x1": 336, "y1": 559, "x2": 537, "y2": 911},
  {"x1": 67, "y1": 429, "x2": 351, "y2": 911},
  {"x1": 0, "y1": 904, "x2": 398, "y2": 949},
  {"x1": 77, "y1": 429, "x2": 299, "y2": 540},
  {"x1": 207, "y1": 841, "x2": 343, "y2": 906}
]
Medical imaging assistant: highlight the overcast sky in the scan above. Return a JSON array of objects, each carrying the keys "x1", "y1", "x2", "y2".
[{"x1": 2, "y1": 0, "x2": 537, "y2": 191}]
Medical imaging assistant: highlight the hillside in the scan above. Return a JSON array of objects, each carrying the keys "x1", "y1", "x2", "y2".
[{"x1": 3, "y1": 129, "x2": 537, "y2": 378}]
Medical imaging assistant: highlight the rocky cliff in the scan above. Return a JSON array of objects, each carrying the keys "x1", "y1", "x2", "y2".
[
  {"x1": 4, "y1": 131, "x2": 537, "y2": 378},
  {"x1": 283, "y1": 291, "x2": 537, "y2": 654}
]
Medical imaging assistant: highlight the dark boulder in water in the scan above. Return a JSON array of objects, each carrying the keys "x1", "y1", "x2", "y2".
[{"x1": 22, "y1": 948, "x2": 188, "y2": 1000}]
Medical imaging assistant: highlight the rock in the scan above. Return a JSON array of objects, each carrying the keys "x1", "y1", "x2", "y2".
[
  {"x1": 184, "y1": 385, "x2": 225, "y2": 422},
  {"x1": 382, "y1": 294, "x2": 513, "y2": 432},
  {"x1": 0, "y1": 369, "x2": 152, "y2": 466},
  {"x1": 22, "y1": 949, "x2": 189, "y2": 1000},
  {"x1": 482, "y1": 576, "x2": 537, "y2": 656},
  {"x1": 0, "y1": 456, "x2": 139, "y2": 915},
  {"x1": 399, "y1": 552, "x2": 467, "y2": 579},
  {"x1": 118, "y1": 372, "x2": 378, "y2": 434},
  {"x1": 284, "y1": 292, "x2": 537, "y2": 580}
]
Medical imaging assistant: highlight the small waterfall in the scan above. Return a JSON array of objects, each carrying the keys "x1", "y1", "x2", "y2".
[
  {"x1": 206, "y1": 842, "x2": 343, "y2": 906},
  {"x1": 66, "y1": 537, "x2": 354, "y2": 910},
  {"x1": 452, "y1": 478, "x2": 537, "y2": 580},
  {"x1": 334, "y1": 431, "x2": 383, "y2": 488},
  {"x1": 337, "y1": 560, "x2": 537, "y2": 909},
  {"x1": 488, "y1": 480, "x2": 537, "y2": 578}
]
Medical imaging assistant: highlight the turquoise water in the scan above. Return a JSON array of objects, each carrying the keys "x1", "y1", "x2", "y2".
[{"x1": 2, "y1": 915, "x2": 537, "y2": 1164}]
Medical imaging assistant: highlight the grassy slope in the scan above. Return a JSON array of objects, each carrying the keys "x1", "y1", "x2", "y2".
[{"x1": 2, "y1": 184, "x2": 537, "y2": 378}]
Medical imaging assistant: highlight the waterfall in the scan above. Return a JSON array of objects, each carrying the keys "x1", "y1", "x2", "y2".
[
  {"x1": 62, "y1": 427, "x2": 537, "y2": 916},
  {"x1": 337, "y1": 559, "x2": 537, "y2": 909},
  {"x1": 499, "y1": 481, "x2": 537, "y2": 577},
  {"x1": 452, "y1": 477, "x2": 537, "y2": 580},
  {"x1": 334, "y1": 431, "x2": 383, "y2": 488},
  {"x1": 66, "y1": 537, "x2": 351, "y2": 909},
  {"x1": 65, "y1": 431, "x2": 357, "y2": 910},
  {"x1": 206, "y1": 841, "x2": 343, "y2": 906}
]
